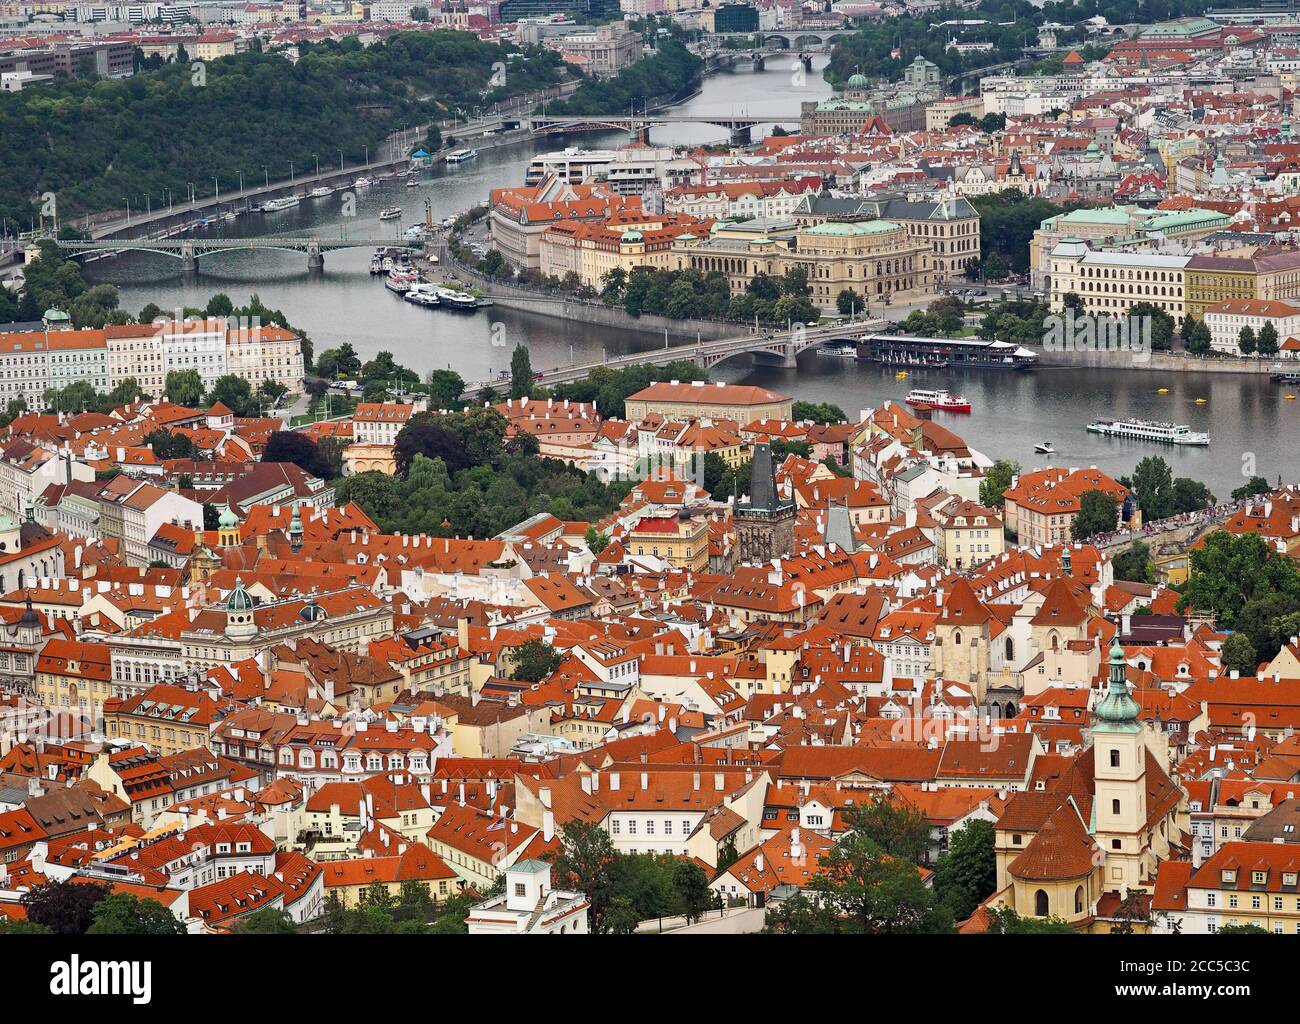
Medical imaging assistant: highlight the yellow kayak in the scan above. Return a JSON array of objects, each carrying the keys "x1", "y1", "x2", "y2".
[{"x1": 1156, "y1": 388, "x2": 1169, "y2": 394}]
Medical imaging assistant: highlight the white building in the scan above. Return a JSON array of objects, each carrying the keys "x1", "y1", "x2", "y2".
[
  {"x1": 1202, "y1": 298, "x2": 1300, "y2": 356},
  {"x1": 465, "y1": 860, "x2": 589, "y2": 934}
]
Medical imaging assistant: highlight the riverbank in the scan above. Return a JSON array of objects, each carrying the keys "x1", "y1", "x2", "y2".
[{"x1": 1033, "y1": 346, "x2": 1286, "y2": 375}]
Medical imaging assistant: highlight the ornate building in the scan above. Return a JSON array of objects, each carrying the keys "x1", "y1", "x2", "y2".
[{"x1": 734, "y1": 444, "x2": 795, "y2": 564}]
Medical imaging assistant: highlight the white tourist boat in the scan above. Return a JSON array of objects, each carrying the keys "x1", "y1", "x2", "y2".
[{"x1": 1086, "y1": 419, "x2": 1210, "y2": 446}]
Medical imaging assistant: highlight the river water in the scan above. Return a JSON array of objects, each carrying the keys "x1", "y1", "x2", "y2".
[{"x1": 84, "y1": 58, "x2": 1297, "y2": 497}]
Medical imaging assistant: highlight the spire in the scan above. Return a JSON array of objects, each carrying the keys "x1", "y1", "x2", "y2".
[
  {"x1": 1093, "y1": 640, "x2": 1140, "y2": 729},
  {"x1": 1061, "y1": 544, "x2": 1072, "y2": 577},
  {"x1": 289, "y1": 502, "x2": 303, "y2": 552}
]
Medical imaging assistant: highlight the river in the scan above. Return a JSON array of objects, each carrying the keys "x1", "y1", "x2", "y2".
[{"x1": 84, "y1": 57, "x2": 1296, "y2": 498}]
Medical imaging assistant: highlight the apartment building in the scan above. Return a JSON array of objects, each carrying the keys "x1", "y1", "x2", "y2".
[{"x1": 1048, "y1": 240, "x2": 1190, "y2": 326}]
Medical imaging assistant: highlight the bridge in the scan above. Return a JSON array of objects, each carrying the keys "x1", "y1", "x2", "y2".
[
  {"x1": 50, "y1": 236, "x2": 421, "y2": 273},
  {"x1": 709, "y1": 30, "x2": 856, "y2": 50},
  {"x1": 528, "y1": 112, "x2": 802, "y2": 145},
  {"x1": 460, "y1": 318, "x2": 886, "y2": 399}
]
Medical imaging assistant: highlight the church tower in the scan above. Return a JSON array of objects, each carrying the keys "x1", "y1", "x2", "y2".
[
  {"x1": 217, "y1": 503, "x2": 241, "y2": 548},
  {"x1": 224, "y1": 577, "x2": 257, "y2": 641},
  {"x1": 1092, "y1": 640, "x2": 1148, "y2": 893}
]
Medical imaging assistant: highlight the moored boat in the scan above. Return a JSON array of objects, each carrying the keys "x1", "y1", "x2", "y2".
[
  {"x1": 904, "y1": 388, "x2": 971, "y2": 412},
  {"x1": 1086, "y1": 418, "x2": 1210, "y2": 446}
]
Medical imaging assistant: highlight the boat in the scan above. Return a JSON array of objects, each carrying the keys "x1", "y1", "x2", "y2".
[
  {"x1": 444, "y1": 148, "x2": 478, "y2": 164},
  {"x1": 895, "y1": 370, "x2": 909, "y2": 379},
  {"x1": 1034, "y1": 442, "x2": 1055, "y2": 454},
  {"x1": 1086, "y1": 419, "x2": 1210, "y2": 446},
  {"x1": 404, "y1": 284, "x2": 441, "y2": 307},
  {"x1": 1156, "y1": 387, "x2": 1169, "y2": 395},
  {"x1": 1194, "y1": 397, "x2": 1207, "y2": 405},
  {"x1": 1271, "y1": 371, "x2": 1300, "y2": 384},
  {"x1": 406, "y1": 178, "x2": 419, "y2": 189},
  {"x1": 403, "y1": 225, "x2": 427, "y2": 241},
  {"x1": 1287, "y1": 394, "x2": 1297, "y2": 401},
  {"x1": 369, "y1": 255, "x2": 383, "y2": 275},
  {"x1": 259, "y1": 196, "x2": 300, "y2": 212},
  {"x1": 904, "y1": 388, "x2": 971, "y2": 412},
  {"x1": 353, "y1": 176, "x2": 373, "y2": 188},
  {"x1": 385, "y1": 270, "x2": 418, "y2": 294},
  {"x1": 379, "y1": 206, "x2": 402, "y2": 220},
  {"x1": 819, "y1": 341, "x2": 857, "y2": 358},
  {"x1": 309, "y1": 186, "x2": 333, "y2": 199},
  {"x1": 434, "y1": 287, "x2": 479, "y2": 310},
  {"x1": 222, "y1": 211, "x2": 237, "y2": 222}
]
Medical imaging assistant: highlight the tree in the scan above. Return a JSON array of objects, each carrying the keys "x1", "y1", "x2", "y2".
[
  {"x1": 548, "y1": 821, "x2": 617, "y2": 933},
  {"x1": 848, "y1": 796, "x2": 931, "y2": 866},
  {"x1": 315, "y1": 343, "x2": 361, "y2": 380},
  {"x1": 1237, "y1": 325, "x2": 1257, "y2": 355},
  {"x1": 1218, "y1": 923, "x2": 1269, "y2": 934},
  {"x1": 762, "y1": 894, "x2": 841, "y2": 934},
  {"x1": 1072, "y1": 488, "x2": 1118, "y2": 540},
  {"x1": 1179, "y1": 531, "x2": 1300, "y2": 633},
  {"x1": 933, "y1": 819, "x2": 995, "y2": 921},
  {"x1": 0, "y1": 918, "x2": 54, "y2": 934},
  {"x1": 511, "y1": 638, "x2": 562, "y2": 683},
  {"x1": 811, "y1": 831, "x2": 953, "y2": 934},
  {"x1": 1232, "y1": 476, "x2": 1270, "y2": 501},
  {"x1": 425, "y1": 369, "x2": 465, "y2": 410},
  {"x1": 672, "y1": 859, "x2": 713, "y2": 924},
  {"x1": 138, "y1": 302, "x2": 163, "y2": 324},
  {"x1": 263, "y1": 431, "x2": 334, "y2": 480},
  {"x1": 716, "y1": 837, "x2": 739, "y2": 871},
  {"x1": 1221, "y1": 631, "x2": 1258, "y2": 675},
  {"x1": 1112, "y1": 540, "x2": 1155, "y2": 584},
  {"x1": 982, "y1": 252, "x2": 1009, "y2": 280},
  {"x1": 205, "y1": 293, "x2": 234, "y2": 317},
  {"x1": 1258, "y1": 321, "x2": 1279, "y2": 357},
  {"x1": 985, "y1": 906, "x2": 1076, "y2": 934},
  {"x1": 143, "y1": 428, "x2": 197, "y2": 461},
  {"x1": 1184, "y1": 318, "x2": 1212, "y2": 355},
  {"x1": 164, "y1": 369, "x2": 205, "y2": 407},
  {"x1": 233, "y1": 908, "x2": 297, "y2": 934},
  {"x1": 792, "y1": 400, "x2": 847, "y2": 425},
  {"x1": 510, "y1": 343, "x2": 533, "y2": 400},
  {"x1": 209, "y1": 375, "x2": 255, "y2": 417},
  {"x1": 1170, "y1": 476, "x2": 1214, "y2": 514},
  {"x1": 1131, "y1": 455, "x2": 1174, "y2": 522},
  {"x1": 837, "y1": 288, "x2": 863, "y2": 315},
  {"x1": 1108, "y1": 888, "x2": 1151, "y2": 935},
  {"x1": 21, "y1": 880, "x2": 110, "y2": 935},
  {"x1": 979, "y1": 459, "x2": 1020, "y2": 509},
  {"x1": 86, "y1": 892, "x2": 186, "y2": 935},
  {"x1": 584, "y1": 526, "x2": 609, "y2": 554}
]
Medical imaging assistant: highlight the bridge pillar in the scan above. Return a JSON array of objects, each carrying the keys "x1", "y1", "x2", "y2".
[
  {"x1": 180, "y1": 240, "x2": 198, "y2": 275},
  {"x1": 751, "y1": 53, "x2": 765, "y2": 70},
  {"x1": 629, "y1": 125, "x2": 650, "y2": 145},
  {"x1": 729, "y1": 124, "x2": 752, "y2": 146},
  {"x1": 307, "y1": 241, "x2": 324, "y2": 272},
  {"x1": 801, "y1": 53, "x2": 813, "y2": 70}
]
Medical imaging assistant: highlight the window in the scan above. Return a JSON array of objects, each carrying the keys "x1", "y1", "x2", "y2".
[
  {"x1": 514, "y1": 883, "x2": 526, "y2": 898},
  {"x1": 1110, "y1": 749, "x2": 1120, "y2": 768},
  {"x1": 1034, "y1": 889, "x2": 1049, "y2": 917}
]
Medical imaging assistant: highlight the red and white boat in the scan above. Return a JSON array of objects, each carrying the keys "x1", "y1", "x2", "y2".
[{"x1": 904, "y1": 388, "x2": 971, "y2": 412}]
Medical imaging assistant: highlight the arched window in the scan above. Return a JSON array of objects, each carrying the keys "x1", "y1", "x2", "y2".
[
  {"x1": 954, "y1": 631, "x2": 962, "y2": 647},
  {"x1": 1035, "y1": 889, "x2": 1049, "y2": 917},
  {"x1": 1074, "y1": 886, "x2": 1084, "y2": 914},
  {"x1": 1005, "y1": 637, "x2": 1015, "y2": 662},
  {"x1": 1110, "y1": 749, "x2": 1121, "y2": 768}
]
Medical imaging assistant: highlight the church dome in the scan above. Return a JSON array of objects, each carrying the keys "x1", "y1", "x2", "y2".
[
  {"x1": 846, "y1": 72, "x2": 868, "y2": 90},
  {"x1": 218, "y1": 504, "x2": 238, "y2": 530},
  {"x1": 226, "y1": 577, "x2": 254, "y2": 613}
]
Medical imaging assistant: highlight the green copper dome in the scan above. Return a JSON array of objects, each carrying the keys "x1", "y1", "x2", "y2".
[
  {"x1": 226, "y1": 577, "x2": 254, "y2": 613},
  {"x1": 218, "y1": 503, "x2": 238, "y2": 530},
  {"x1": 1094, "y1": 640, "x2": 1140, "y2": 727},
  {"x1": 846, "y1": 72, "x2": 868, "y2": 90}
]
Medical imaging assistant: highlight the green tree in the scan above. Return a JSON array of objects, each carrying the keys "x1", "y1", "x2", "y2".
[
  {"x1": 164, "y1": 369, "x2": 205, "y2": 407},
  {"x1": 86, "y1": 892, "x2": 186, "y2": 935},
  {"x1": 425, "y1": 369, "x2": 465, "y2": 410},
  {"x1": 982, "y1": 251, "x2": 1009, "y2": 280},
  {"x1": 1221, "y1": 631, "x2": 1258, "y2": 675},
  {"x1": 672, "y1": 859, "x2": 713, "y2": 924},
  {"x1": 1112, "y1": 540, "x2": 1155, "y2": 584},
  {"x1": 811, "y1": 831, "x2": 953, "y2": 934},
  {"x1": 511, "y1": 638, "x2": 563, "y2": 683},
  {"x1": 548, "y1": 821, "x2": 617, "y2": 933},
  {"x1": 848, "y1": 796, "x2": 931, "y2": 866},
  {"x1": 1232, "y1": 476, "x2": 1270, "y2": 500},
  {"x1": 208, "y1": 374, "x2": 255, "y2": 417},
  {"x1": 762, "y1": 894, "x2": 841, "y2": 933},
  {"x1": 510, "y1": 343, "x2": 533, "y2": 400},
  {"x1": 985, "y1": 906, "x2": 1076, "y2": 934},
  {"x1": 1178, "y1": 530, "x2": 1300, "y2": 631},
  {"x1": 233, "y1": 908, "x2": 297, "y2": 934},
  {"x1": 836, "y1": 288, "x2": 863, "y2": 315},
  {"x1": 1257, "y1": 321, "x2": 1279, "y2": 357},
  {"x1": 1237, "y1": 325, "x2": 1257, "y2": 355},
  {"x1": 1184, "y1": 318, "x2": 1212, "y2": 355},
  {"x1": 1217, "y1": 923, "x2": 1269, "y2": 934},
  {"x1": 1072, "y1": 488, "x2": 1118, "y2": 540},
  {"x1": 0, "y1": 918, "x2": 55, "y2": 934},
  {"x1": 980, "y1": 459, "x2": 1020, "y2": 509},
  {"x1": 205, "y1": 292, "x2": 234, "y2": 317},
  {"x1": 584, "y1": 526, "x2": 609, "y2": 553},
  {"x1": 933, "y1": 819, "x2": 995, "y2": 921},
  {"x1": 1131, "y1": 455, "x2": 1174, "y2": 522}
]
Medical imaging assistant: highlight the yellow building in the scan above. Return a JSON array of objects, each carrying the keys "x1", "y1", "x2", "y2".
[
  {"x1": 625, "y1": 381, "x2": 792, "y2": 422},
  {"x1": 1183, "y1": 255, "x2": 1258, "y2": 321},
  {"x1": 627, "y1": 514, "x2": 710, "y2": 571},
  {"x1": 937, "y1": 500, "x2": 1004, "y2": 569},
  {"x1": 671, "y1": 219, "x2": 933, "y2": 310},
  {"x1": 540, "y1": 216, "x2": 704, "y2": 288},
  {"x1": 102, "y1": 683, "x2": 223, "y2": 756},
  {"x1": 33, "y1": 637, "x2": 114, "y2": 728},
  {"x1": 1048, "y1": 239, "x2": 1189, "y2": 326}
]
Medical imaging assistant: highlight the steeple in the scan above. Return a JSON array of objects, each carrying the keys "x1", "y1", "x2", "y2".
[
  {"x1": 1093, "y1": 640, "x2": 1140, "y2": 730},
  {"x1": 289, "y1": 503, "x2": 303, "y2": 553},
  {"x1": 1061, "y1": 544, "x2": 1072, "y2": 577}
]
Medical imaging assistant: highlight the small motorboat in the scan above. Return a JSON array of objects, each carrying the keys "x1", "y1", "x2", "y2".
[
  {"x1": 1194, "y1": 397, "x2": 1207, "y2": 405},
  {"x1": 1156, "y1": 387, "x2": 1169, "y2": 395},
  {"x1": 379, "y1": 206, "x2": 402, "y2": 220},
  {"x1": 353, "y1": 176, "x2": 372, "y2": 188},
  {"x1": 406, "y1": 178, "x2": 419, "y2": 188},
  {"x1": 1034, "y1": 442, "x2": 1055, "y2": 454}
]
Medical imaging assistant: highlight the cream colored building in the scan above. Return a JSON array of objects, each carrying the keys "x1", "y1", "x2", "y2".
[{"x1": 1048, "y1": 239, "x2": 1189, "y2": 326}]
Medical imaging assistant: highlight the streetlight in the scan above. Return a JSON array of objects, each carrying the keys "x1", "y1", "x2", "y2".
[
  {"x1": 188, "y1": 182, "x2": 195, "y2": 204},
  {"x1": 213, "y1": 176, "x2": 219, "y2": 201},
  {"x1": 289, "y1": 161, "x2": 294, "y2": 183},
  {"x1": 123, "y1": 198, "x2": 131, "y2": 224},
  {"x1": 315, "y1": 155, "x2": 320, "y2": 179},
  {"x1": 263, "y1": 167, "x2": 269, "y2": 189}
]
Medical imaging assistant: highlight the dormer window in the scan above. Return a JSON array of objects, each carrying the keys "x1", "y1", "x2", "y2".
[{"x1": 1222, "y1": 869, "x2": 1237, "y2": 884}]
